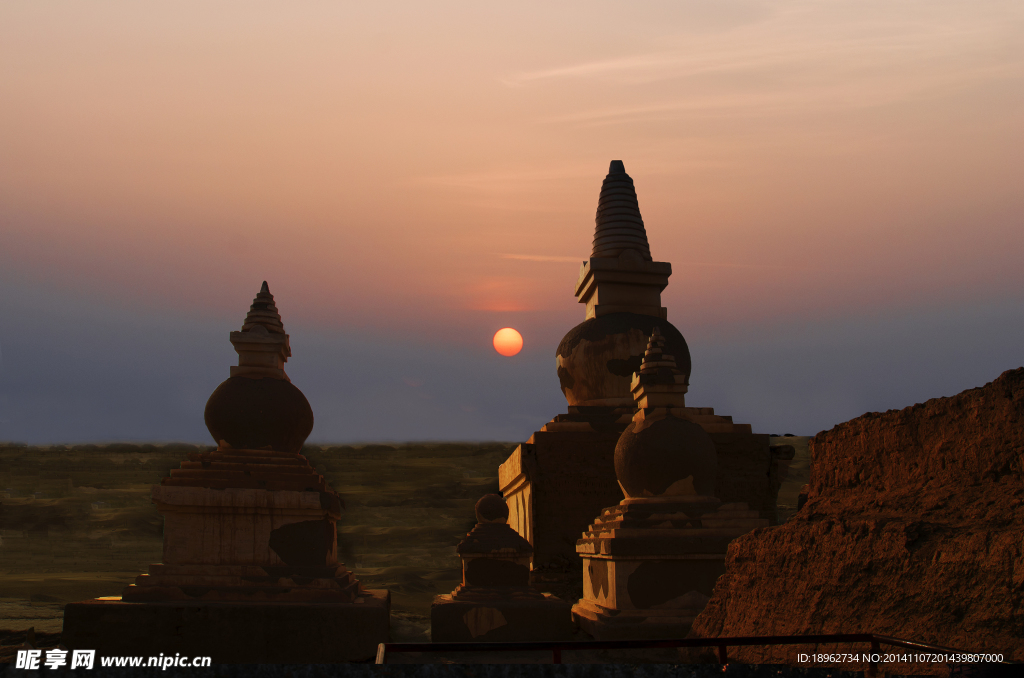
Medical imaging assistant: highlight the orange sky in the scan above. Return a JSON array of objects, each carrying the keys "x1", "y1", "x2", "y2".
[
  {"x1": 1, "y1": 2, "x2": 1023, "y2": 443},
  {"x1": 2, "y1": 0, "x2": 1022, "y2": 349}
]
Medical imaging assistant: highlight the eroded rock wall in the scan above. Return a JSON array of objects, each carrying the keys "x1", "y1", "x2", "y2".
[{"x1": 690, "y1": 367, "x2": 1024, "y2": 669}]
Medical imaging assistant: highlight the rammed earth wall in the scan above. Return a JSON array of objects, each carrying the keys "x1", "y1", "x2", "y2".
[{"x1": 689, "y1": 367, "x2": 1024, "y2": 672}]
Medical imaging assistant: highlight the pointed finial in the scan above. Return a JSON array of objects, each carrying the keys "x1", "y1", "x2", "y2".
[
  {"x1": 241, "y1": 282, "x2": 286, "y2": 335},
  {"x1": 609, "y1": 160, "x2": 625, "y2": 174}
]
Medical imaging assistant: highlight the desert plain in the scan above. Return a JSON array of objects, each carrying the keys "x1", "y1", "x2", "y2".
[{"x1": 0, "y1": 437, "x2": 810, "y2": 661}]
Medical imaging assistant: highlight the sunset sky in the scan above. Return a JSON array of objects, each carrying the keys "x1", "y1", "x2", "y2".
[{"x1": 1, "y1": 1, "x2": 1022, "y2": 444}]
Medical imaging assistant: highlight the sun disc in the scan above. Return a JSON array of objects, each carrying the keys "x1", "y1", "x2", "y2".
[{"x1": 493, "y1": 328, "x2": 523, "y2": 357}]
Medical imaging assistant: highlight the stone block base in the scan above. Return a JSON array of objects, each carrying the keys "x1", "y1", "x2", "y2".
[
  {"x1": 430, "y1": 594, "x2": 573, "y2": 642},
  {"x1": 61, "y1": 589, "x2": 390, "y2": 663},
  {"x1": 572, "y1": 599, "x2": 699, "y2": 641}
]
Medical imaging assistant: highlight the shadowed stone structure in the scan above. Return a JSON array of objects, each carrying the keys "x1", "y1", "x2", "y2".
[
  {"x1": 430, "y1": 495, "x2": 573, "y2": 642},
  {"x1": 571, "y1": 330, "x2": 768, "y2": 639},
  {"x1": 62, "y1": 283, "x2": 389, "y2": 663},
  {"x1": 499, "y1": 162, "x2": 788, "y2": 588}
]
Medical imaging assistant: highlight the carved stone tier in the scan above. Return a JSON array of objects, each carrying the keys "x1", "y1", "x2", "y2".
[
  {"x1": 572, "y1": 496, "x2": 768, "y2": 640},
  {"x1": 121, "y1": 474, "x2": 357, "y2": 603},
  {"x1": 575, "y1": 254, "x2": 671, "y2": 320},
  {"x1": 161, "y1": 447, "x2": 337, "y2": 493}
]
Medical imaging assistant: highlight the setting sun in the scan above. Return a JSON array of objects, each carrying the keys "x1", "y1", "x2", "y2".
[{"x1": 492, "y1": 328, "x2": 523, "y2": 357}]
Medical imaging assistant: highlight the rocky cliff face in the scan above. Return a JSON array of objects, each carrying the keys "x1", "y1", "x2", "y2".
[{"x1": 690, "y1": 367, "x2": 1024, "y2": 671}]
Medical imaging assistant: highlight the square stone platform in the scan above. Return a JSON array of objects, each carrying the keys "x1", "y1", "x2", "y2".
[
  {"x1": 430, "y1": 594, "x2": 573, "y2": 642},
  {"x1": 500, "y1": 416, "x2": 782, "y2": 572},
  {"x1": 61, "y1": 589, "x2": 390, "y2": 663}
]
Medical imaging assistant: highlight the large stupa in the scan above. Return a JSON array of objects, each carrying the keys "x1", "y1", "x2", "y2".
[{"x1": 499, "y1": 162, "x2": 791, "y2": 588}]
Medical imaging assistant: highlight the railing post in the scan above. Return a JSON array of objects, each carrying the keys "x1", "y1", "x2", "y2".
[
  {"x1": 552, "y1": 647, "x2": 562, "y2": 664},
  {"x1": 866, "y1": 638, "x2": 880, "y2": 678},
  {"x1": 718, "y1": 644, "x2": 728, "y2": 664},
  {"x1": 375, "y1": 643, "x2": 387, "y2": 665}
]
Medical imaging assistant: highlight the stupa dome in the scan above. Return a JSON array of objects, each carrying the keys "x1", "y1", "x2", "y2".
[
  {"x1": 204, "y1": 282, "x2": 314, "y2": 453},
  {"x1": 614, "y1": 330, "x2": 716, "y2": 499},
  {"x1": 474, "y1": 493, "x2": 511, "y2": 524},
  {"x1": 557, "y1": 313, "x2": 690, "y2": 407}
]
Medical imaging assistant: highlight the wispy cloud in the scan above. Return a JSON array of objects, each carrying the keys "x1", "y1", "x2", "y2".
[
  {"x1": 677, "y1": 261, "x2": 781, "y2": 269},
  {"x1": 415, "y1": 164, "x2": 596, "y2": 191},
  {"x1": 507, "y1": 3, "x2": 1021, "y2": 87},
  {"x1": 499, "y1": 254, "x2": 781, "y2": 268},
  {"x1": 505, "y1": 1, "x2": 1024, "y2": 126},
  {"x1": 500, "y1": 254, "x2": 581, "y2": 263}
]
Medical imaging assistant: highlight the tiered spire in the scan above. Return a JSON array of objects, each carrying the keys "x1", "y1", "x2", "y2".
[
  {"x1": 240, "y1": 281, "x2": 287, "y2": 334},
  {"x1": 636, "y1": 328, "x2": 685, "y2": 383},
  {"x1": 229, "y1": 282, "x2": 292, "y2": 380},
  {"x1": 574, "y1": 161, "x2": 671, "y2": 320},
  {"x1": 630, "y1": 327, "x2": 688, "y2": 410},
  {"x1": 592, "y1": 160, "x2": 652, "y2": 261}
]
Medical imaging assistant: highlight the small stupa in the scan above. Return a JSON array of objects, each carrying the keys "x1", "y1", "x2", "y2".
[
  {"x1": 62, "y1": 283, "x2": 389, "y2": 663},
  {"x1": 571, "y1": 329, "x2": 768, "y2": 640},
  {"x1": 430, "y1": 495, "x2": 573, "y2": 642}
]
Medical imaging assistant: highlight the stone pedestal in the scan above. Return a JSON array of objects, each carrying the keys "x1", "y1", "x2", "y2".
[
  {"x1": 571, "y1": 497, "x2": 767, "y2": 640},
  {"x1": 430, "y1": 595, "x2": 571, "y2": 643},
  {"x1": 431, "y1": 495, "x2": 573, "y2": 642},
  {"x1": 122, "y1": 481, "x2": 357, "y2": 602},
  {"x1": 62, "y1": 594, "x2": 390, "y2": 663}
]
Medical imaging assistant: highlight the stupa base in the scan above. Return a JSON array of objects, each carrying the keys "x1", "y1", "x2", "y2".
[
  {"x1": 499, "y1": 423, "x2": 627, "y2": 569},
  {"x1": 61, "y1": 590, "x2": 390, "y2": 663},
  {"x1": 571, "y1": 598, "x2": 701, "y2": 641},
  {"x1": 430, "y1": 593, "x2": 574, "y2": 642}
]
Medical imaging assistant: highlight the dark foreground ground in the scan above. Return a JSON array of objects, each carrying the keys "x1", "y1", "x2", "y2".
[{"x1": 0, "y1": 439, "x2": 814, "y2": 668}]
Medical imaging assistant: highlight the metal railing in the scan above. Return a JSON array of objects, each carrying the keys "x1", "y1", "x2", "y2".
[{"x1": 376, "y1": 633, "x2": 1018, "y2": 672}]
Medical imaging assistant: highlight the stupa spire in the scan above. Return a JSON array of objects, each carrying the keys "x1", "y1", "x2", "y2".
[
  {"x1": 240, "y1": 281, "x2": 286, "y2": 335},
  {"x1": 574, "y1": 161, "x2": 672, "y2": 320},
  {"x1": 228, "y1": 282, "x2": 292, "y2": 380},
  {"x1": 592, "y1": 161, "x2": 652, "y2": 261},
  {"x1": 630, "y1": 327, "x2": 689, "y2": 410}
]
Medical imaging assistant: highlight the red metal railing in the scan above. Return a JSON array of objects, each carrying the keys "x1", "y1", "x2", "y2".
[{"x1": 376, "y1": 633, "x2": 1016, "y2": 673}]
